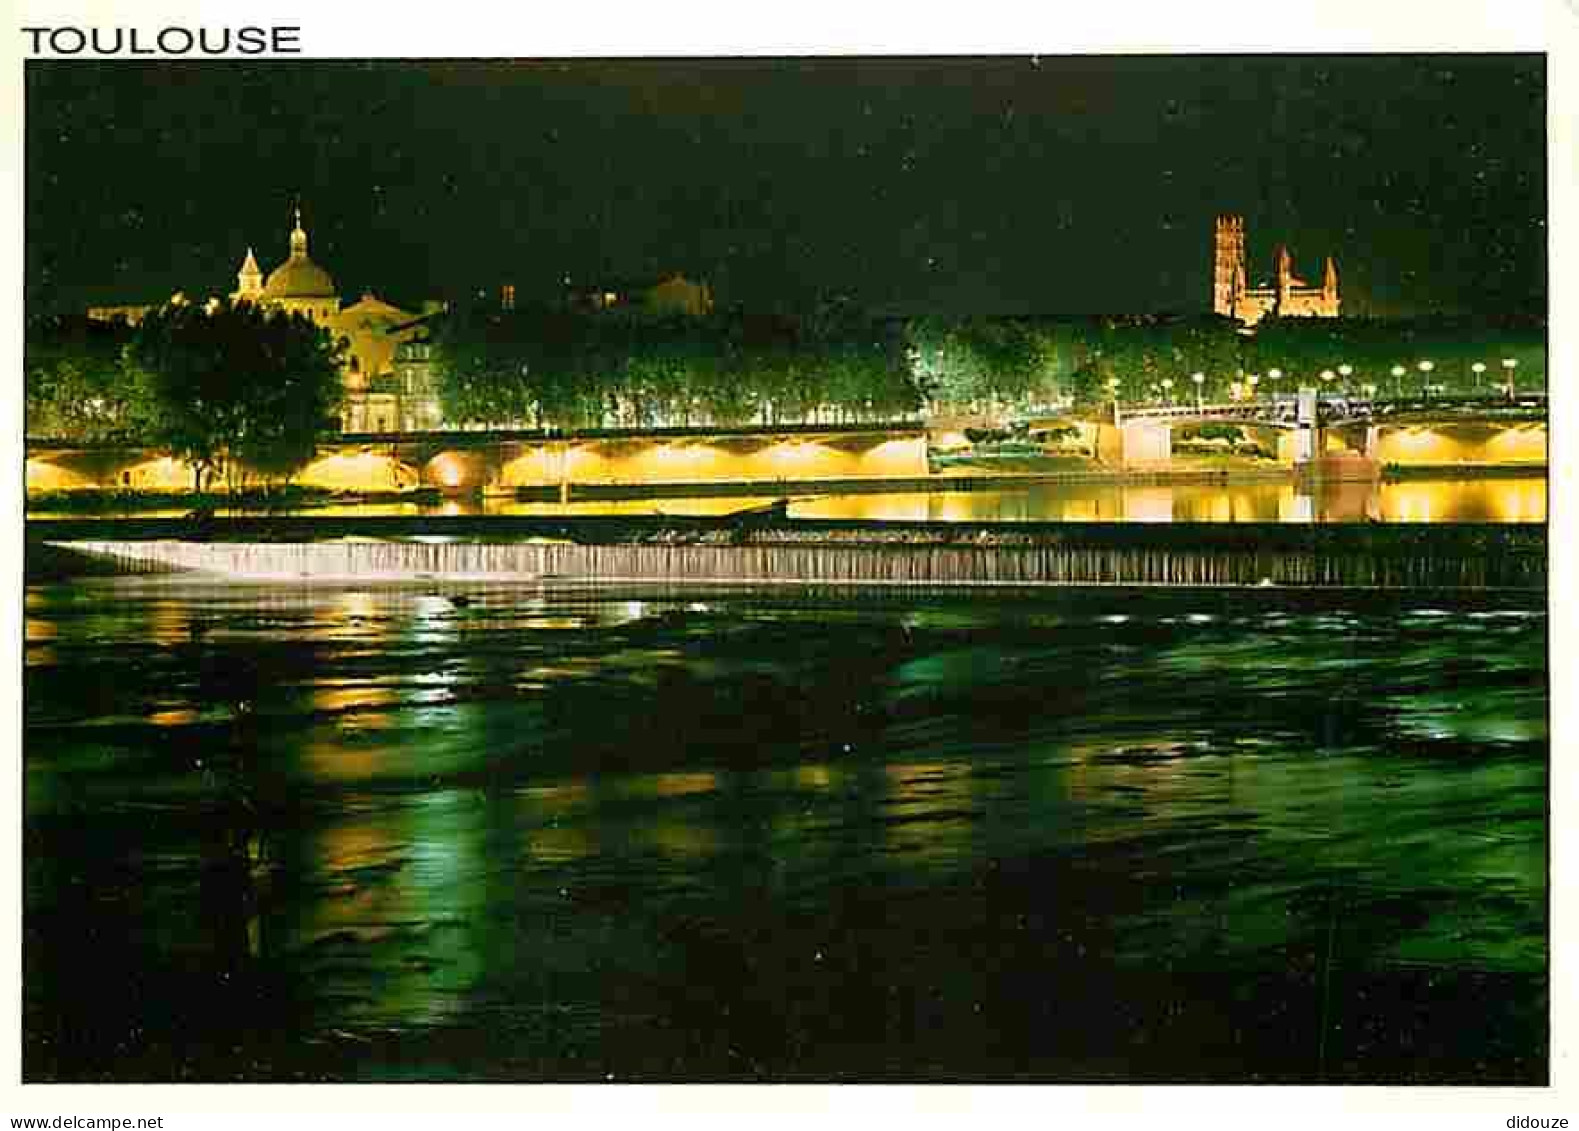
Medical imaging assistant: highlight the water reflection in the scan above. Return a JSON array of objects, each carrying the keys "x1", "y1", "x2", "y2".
[
  {"x1": 23, "y1": 580, "x2": 1547, "y2": 1082},
  {"x1": 96, "y1": 475, "x2": 1539, "y2": 524}
]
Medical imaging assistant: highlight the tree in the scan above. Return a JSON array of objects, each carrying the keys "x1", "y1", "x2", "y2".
[
  {"x1": 124, "y1": 300, "x2": 345, "y2": 491},
  {"x1": 25, "y1": 314, "x2": 146, "y2": 441}
]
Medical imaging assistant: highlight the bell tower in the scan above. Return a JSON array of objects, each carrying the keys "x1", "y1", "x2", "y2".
[
  {"x1": 1212, "y1": 215, "x2": 1245, "y2": 318},
  {"x1": 233, "y1": 247, "x2": 262, "y2": 301}
]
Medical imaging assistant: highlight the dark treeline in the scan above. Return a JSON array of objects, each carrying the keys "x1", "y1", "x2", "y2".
[
  {"x1": 432, "y1": 299, "x2": 921, "y2": 429},
  {"x1": 27, "y1": 303, "x2": 1549, "y2": 452},
  {"x1": 434, "y1": 304, "x2": 1549, "y2": 427},
  {"x1": 26, "y1": 303, "x2": 344, "y2": 489}
]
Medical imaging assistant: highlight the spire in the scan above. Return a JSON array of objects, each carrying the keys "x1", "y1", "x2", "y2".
[
  {"x1": 290, "y1": 206, "x2": 308, "y2": 258},
  {"x1": 235, "y1": 246, "x2": 263, "y2": 299},
  {"x1": 1323, "y1": 255, "x2": 1338, "y2": 296}
]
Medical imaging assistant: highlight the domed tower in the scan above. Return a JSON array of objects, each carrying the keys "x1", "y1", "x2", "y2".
[{"x1": 261, "y1": 207, "x2": 339, "y2": 321}]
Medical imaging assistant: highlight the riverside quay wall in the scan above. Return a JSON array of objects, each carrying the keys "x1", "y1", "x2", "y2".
[{"x1": 29, "y1": 517, "x2": 1547, "y2": 591}]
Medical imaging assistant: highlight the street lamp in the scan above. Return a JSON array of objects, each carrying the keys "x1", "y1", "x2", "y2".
[
  {"x1": 1471, "y1": 361, "x2": 1486, "y2": 390},
  {"x1": 1268, "y1": 368, "x2": 1282, "y2": 398},
  {"x1": 1191, "y1": 371, "x2": 1205, "y2": 409},
  {"x1": 1390, "y1": 365, "x2": 1406, "y2": 396},
  {"x1": 1320, "y1": 369, "x2": 1335, "y2": 392},
  {"x1": 1161, "y1": 377, "x2": 1175, "y2": 405},
  {"x1": 1417, "y1": 359, "x2": 1435, "y2": 397},
  {"x1": 1502, "y1": 357, "x2": 1518, "y2": 398},
  {"x1": 1247, "y1": 373, "x2": 1261, "y2": 400}
]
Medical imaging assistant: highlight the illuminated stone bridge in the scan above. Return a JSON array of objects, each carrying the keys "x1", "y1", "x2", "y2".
[
  {"x1": 24, "y1": 395, "x2": 1546, "y2": 495},
  {"x1": 1071, "y1": 393, "x2": 1548, "y2": 473},
  {"x1": 25, "y1": 424, "x2": 934, "y2": 496}
]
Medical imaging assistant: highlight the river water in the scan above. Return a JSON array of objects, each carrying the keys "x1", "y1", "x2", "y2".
[
  {"x1": 26, "y1": 474, "x2": 1548, "y2": 524},
  {"x1": 24, "y1": 580, "x2": 1547, "y2": 1082}
]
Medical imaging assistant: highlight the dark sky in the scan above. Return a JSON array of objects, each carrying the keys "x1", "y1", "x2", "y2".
[{"x1": 25, "y1": 55, "x2": 1546, "y2": 318}]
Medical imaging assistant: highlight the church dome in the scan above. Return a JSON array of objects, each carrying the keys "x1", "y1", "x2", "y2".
[
  {"x1": 263, "y1": 257, "x2": 337, "y2": 299},
  {"x1": 262, "y1": 209, "x2": 338, "y2": 300}
]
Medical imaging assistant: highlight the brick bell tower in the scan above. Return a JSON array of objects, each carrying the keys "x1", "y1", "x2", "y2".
[{"x1": 1212, "y1": 215, "x2": 1246, "y2": 318}]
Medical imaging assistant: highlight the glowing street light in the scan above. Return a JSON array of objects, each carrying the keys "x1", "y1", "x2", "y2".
[
  {"x1": 1191, "y1": 371, "x2": 1205, "y2": 409},
  {"x1": 1417, "y1": 359, "x2": 1435, "y2": 397},
  {"x1": 1390, "y1": 364, "x2": 1407, "y2": 396},
  {"x1": 1502, "y1": 357, "x2": 1518, "y2": 397},
  {"x1": 1471, "y1": 361, "x2": 1487, "y2": 390},
  {"x1": 1161, "y1": 377, "x2": 1175, "y2": 404}
]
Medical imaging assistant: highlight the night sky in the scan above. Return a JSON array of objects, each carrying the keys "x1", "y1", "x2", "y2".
[{"x1": 25, "y1": 55, "x2": 1546, "y2": 319}]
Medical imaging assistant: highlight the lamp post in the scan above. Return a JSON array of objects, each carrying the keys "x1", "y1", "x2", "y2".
[
  {"x1": 1337, "y1": 363, "x2": 1353, "y2": 395},
  {"x1": 1417, "y1": 359, "x2": 1435, "y2": 397},
  {"x1": 1502, "y1": 357, "x2": 1518, "y2": 398},
  {"x1": 1161, "y1": 377, "x2": 1175, "y2": 406},
  {"x1": 1247, "y1": 373, "x2": 1260, "y2": 401},
  {"x1": 1390, "y1": 365, "x2": 1406, "y2": 397},
  {"x1": 1192, "y1": 371, "x2": 1205, "y2": 410},
  {"x1": 1268, "y1": 368, "x2": 1283, "y2": 400},
  {"x1": 1320, "y1": 369, "x2": 1335, "y2": 396},
  {"x1": 1471, "y1": 361, "x2": 1486, "y2": 391}
]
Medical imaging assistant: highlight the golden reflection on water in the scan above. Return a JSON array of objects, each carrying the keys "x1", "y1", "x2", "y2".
[
  {"x1": 1378, "y1": 478, "x2": 1546, "y2": 523},
  {"x1": 122, "y1": 473, "x2": 1547, "y2": 524},
  {"x1": 312, "y1": 686, "x2": 399, "y2": 714},
  {"x1": 881, "y1": 762, "x2": 976, "y2": 865},
  {"x1": 145, "y1": 600, "x2": 192, "y2": 646}
]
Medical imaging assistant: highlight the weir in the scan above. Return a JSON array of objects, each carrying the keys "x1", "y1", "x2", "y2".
[{"x1": 36, "y1": 519, "x2": 1546, "y2": 591}]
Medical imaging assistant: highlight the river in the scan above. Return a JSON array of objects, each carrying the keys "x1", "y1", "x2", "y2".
[
  {"x1": 26, "y1": 474, "x2": 1549, "y2": 524},
  {"x1": 23, "y1": 580, "x2": 1547, "y2": 1082}
]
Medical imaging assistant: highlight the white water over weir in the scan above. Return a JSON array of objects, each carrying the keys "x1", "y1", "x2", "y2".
[{"x1": 52, "y1": 532, "x2": 1545, "y2": 590}]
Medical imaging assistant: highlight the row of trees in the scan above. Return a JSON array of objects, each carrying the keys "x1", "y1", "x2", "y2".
[
  {"x1": 26, "y1": 302, "x2": 344, "y2": 489},
  {"x1": 432, "y1": 301, "x2": 921, "y2": 429},
  {"x1": 432, "y1": 305, "x2": 1549, "y2": 429},
  {"x1": 27, "y1": 299, "x2": 1548, "y2": 485}
]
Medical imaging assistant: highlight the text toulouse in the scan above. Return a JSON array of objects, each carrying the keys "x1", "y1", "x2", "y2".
[{"x1": 22, "y1": 26, "x2": 302, "y2": 55}]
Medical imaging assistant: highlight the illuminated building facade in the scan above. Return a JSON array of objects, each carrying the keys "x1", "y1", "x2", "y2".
[
  {"x1": 89, "y1": 208, "x2": 445, "y2": 433},
  {"x1": 566, "y1": 272, "x2": 715, "y2": 317},
  {"x1": 1212, "y1": 214, "x2": 1340, "y2": 326}
]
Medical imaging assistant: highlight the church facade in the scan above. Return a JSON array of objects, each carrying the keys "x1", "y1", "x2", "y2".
[
  {"x1": 1212, "y1": 214, "x2": 1340, "y2": 327},
  {"x1": 90, "y1": 210, "x2": 444, "y2": 433}
]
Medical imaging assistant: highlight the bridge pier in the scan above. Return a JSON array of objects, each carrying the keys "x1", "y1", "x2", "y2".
[{"x1": 1096, "y1": 417, "x2": 1172, "y2": 469}]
